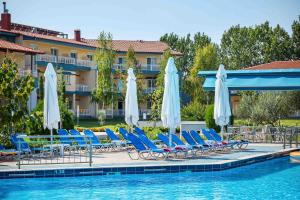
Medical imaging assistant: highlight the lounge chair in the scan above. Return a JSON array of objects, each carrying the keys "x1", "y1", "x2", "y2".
[
  {"x1": 135, "y1": 127, "x2": 161, "y2": 144},
  {"x1": 189, "y1": 130, "x2": 216, "y2": 151},
  {"x1": 181, "y1": 131, "x2": 211, "y2": 152},
  {"x1": 136, "y1": 133, "x2": 178, "y2": 159},
  {"x1": 57, "y1": 129, "x2": 73, "y2": 146},
  {"x1": 105, "y1": 128, "x2": 128, "y2": 147},
  {"x1": 69, "y1": 129, "x2": 88, "y2": 148},
  {"x1": 209, "y1": 128, "x2": 249, "y2": 149},
  {"x1": 201, "y1": 129, "x2": 235, "y2": 150},
  {"x1": 0, "y1": 145, "x2": 17, "y2": 160},
  {"x1": 157, "y1": 133, "x2": 195, "y2": 157},
  {"x1": 83, "y1": 129, "x2": 112, "y2": 151},
  {"x1": 127, "y1": 133, "x2": 174, "y2": 160}
]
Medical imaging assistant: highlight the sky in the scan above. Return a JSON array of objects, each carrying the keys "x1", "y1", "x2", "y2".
[{"x1": 5, "y1": 0, "x2": 300, "y2": 44}]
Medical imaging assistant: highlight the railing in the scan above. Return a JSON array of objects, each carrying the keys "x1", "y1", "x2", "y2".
[
  {"x1": 36, "y1": 54, "x2": 96, "y2": 68},
  {"x1": 16, "y1": 135, "x2": 93, "y2": 169},
  {"x1": 227, "y1": 126, "x2": 299, "y2": 149},
  {"x1": 112, "y1": 64, "x2": 160, "y2": 71},
  {"x1": 144, "y1": 87, "x2": 156, "y2": 94},
  {"x1": 19, "y1": 69, "x2": 38, "y2": 77},
  {"x1": 76, "y1": 84, "x2": 90, "y2": 92}
]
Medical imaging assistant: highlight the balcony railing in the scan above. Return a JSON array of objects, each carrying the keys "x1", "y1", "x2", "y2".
[
  {"x1": 76, "y1": 84, "x2": 90, "y2": 92},
  {"x1": 36, "y1": 54, "x2": 96, "y2": 68},
  {"x1": 112, "y1": 64, "x2": 160, "y2": 71},
  {"x1": 144, "y1": 87, "x2": 156, "y2": 94}
]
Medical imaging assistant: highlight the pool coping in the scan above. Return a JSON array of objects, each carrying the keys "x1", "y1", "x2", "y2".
[{"x1": 0, "y1": 148, "x2": 298, "y2": 179}]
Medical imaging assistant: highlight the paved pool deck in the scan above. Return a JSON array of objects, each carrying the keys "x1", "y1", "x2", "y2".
[{"x1": 0, "y1": 143, "x2": 298, "y2": 172}]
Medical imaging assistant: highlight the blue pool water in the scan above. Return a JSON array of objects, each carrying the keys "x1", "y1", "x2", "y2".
[{"x1": 0, "y1": 157, "x2": 299, "y2": 200}]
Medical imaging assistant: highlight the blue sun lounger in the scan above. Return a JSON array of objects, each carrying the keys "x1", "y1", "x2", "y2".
[
  {"x1": 201, "y1": 129, "x2": 235, "y2": 150},
  {"x1": 57, "y1": 129, "x2": 73, "y2": 146},
  {"x1": 127, "y1": 133, "x2": 170, "y2": 160},
  {"x1": 134, "y1": 127, "x2": 161, "y2": 144},
  {"x1": 105, "y1": 128, "x2": 128, "y2": 146},
  {"x1": 189, "y1": 130, "x2": 216, "y2": 150},
  {"x1": 83, "y1": 129, "x2": 112, "y2": 151},
  {"x1": 181, "y1": 131, "x2": 210, "y2": 151},
  {"x1": 209, "y1": 129, "x2": 249, "y2": 149},
  {"x1": 136, "y1": 133, "x2": 178, "y2": 159}
]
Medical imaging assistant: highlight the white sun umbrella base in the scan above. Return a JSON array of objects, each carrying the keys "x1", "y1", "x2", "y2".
[
  {"x1": 125, "y1": 68, "x2": 139, "y2": 130},
  {"x1": 44, "y1": 63, "x2": 61, "y2": 146},
  {"x1": 161, "y1": 57, "x2": 181, "y2": 147},
  {"x1": 214, "y1": 64, "x2": 231, "y2": 139}
]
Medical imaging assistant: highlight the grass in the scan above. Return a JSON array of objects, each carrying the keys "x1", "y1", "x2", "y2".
[{"x1": 75, "y1": 118, "x2": 125, "y2": 129}]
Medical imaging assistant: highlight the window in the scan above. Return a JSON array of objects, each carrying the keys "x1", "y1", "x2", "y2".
[
  {"x1": 87, "y1": 54, "x2": 93, "y2": 61},
  {"x1": 147, "y1": 99, "x2": 152, "y2": 109},
  {"x1": 117, "y1": 79, "x2": 123, "y2": 92},
  {"x1": 146, "y1": 58, "x2": 157, "y2": 69},
  {"x1": 70, "y1": 52, "x2": 77, "y2": 59},
  {"x1": 64, "y1": 74, "x2": 71, "y2": 85},
  {"x1": 51, "y1": 48, "x2": 58, "y2": 56},
  {"x1": 147, "y1": 79, "x2": 156, "y2": 88}
]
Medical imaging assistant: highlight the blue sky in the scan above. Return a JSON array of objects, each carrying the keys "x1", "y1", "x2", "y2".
[{"x1": 6, "y1": 0, "x2": 300, "y2": 43}]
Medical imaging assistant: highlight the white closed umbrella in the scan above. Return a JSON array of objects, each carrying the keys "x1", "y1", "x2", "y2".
[
  {"x1": 161, "y1": 57, "x2": 181, "y2": 147},
  {"x1": 214, "y1": 64, "x2": 231, "y2": 139},
  {"x1": 44, "y1": 63, "x2": 61, "y2": 146},
  {"x1": 125, "y1": 68, "x2": 139, "y2": 127}
]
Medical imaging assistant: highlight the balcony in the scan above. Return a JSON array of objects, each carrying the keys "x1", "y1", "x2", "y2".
[
  {"x1": 66, "y1": 84, "x2": 91, "y2": 96},
  {"x1": 144, "y1": 87, "x2": 156, "y2": 94},
  {"x1": 36, "y1": 54, "x2": 96, "y2": 70},
  {"x1": 112, "y1": 63, "x2": 160, "y2": 74},
  {"x1": 76, "y1": 84, "x2": 90, "y2": 92}
]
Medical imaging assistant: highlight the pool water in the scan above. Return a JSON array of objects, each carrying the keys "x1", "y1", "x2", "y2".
[{"x1": 0, "y1": 157, "x2": 299, "y2": 200}]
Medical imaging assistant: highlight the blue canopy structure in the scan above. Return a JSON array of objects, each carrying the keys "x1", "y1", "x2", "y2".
[{"x1": 198, "y1": 69, "x2": 300, "y2": 91}]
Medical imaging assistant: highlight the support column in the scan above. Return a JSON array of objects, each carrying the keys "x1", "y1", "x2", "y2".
[{"x1": 72, "y1": 94, "x2": 76, "y2": 114}]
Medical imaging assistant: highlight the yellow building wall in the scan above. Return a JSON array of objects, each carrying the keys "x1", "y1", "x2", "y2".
[{"x1": 22, "y1": 40, "x2": 95, "y2": 59}]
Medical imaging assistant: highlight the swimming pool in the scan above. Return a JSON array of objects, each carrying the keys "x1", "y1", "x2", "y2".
[{"x1": 0, "y1": 157, "x2": 299, "y2": 200}]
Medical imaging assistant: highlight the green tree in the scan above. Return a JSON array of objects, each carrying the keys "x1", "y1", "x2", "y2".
[
  {"x1": 237, "y1": 92, "x2": 294, "y2": 126},
  {"x1": 0, "y1": 58, "x2": 34, "y2": 146},
  {"x1": 57, "y1": 68, "x2": 74, "y2": 129},
  {"x1": 92, "y1": 31, "x2": 116, "y2": 109},
  {"x1": 220, "y1": 22, "x2": 293, "y2": 69},
  {"x1": 188, "y1": 44, "x2": 219, "y2": 104},
  {"x1": 155, "y1": 48, "x2": 172, "y2": 90},
  {"x1": 150, "y1": 89, "x2": 163, "y2": 125},
  {"x1": 125, "y1": 46, "x2": 137, "y2": 70},
  {"x1": 292, "y1": 16, "x2": 300, "y2": 59},
  {"x1": 38, "y1": 76, "x2": 44, "y2": 99}
]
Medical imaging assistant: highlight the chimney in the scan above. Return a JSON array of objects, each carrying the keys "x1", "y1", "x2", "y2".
[
  {"x1": 74, "y1": 29, "x2": 81, "y2": 41},
  {"x1": 1, "y1": 2, "x2": 11, "y2": 30}
]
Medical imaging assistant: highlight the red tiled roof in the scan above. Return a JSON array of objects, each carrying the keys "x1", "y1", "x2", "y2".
[
  {"x1": 0, "y1": 39, "x2": 44, "y2": 54},
  {"x1": 0, "y1": 28, "x2": 182, "y2": 55},
  {"x1": 244, "y1": 60, "x2": 300, "y2": 70},
  {"x1": 84, "y1": 39, "x2": 182, "y2": 55}
]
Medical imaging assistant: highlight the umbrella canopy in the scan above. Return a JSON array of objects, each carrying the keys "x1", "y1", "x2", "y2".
[
  {"x1": 214, "y1": 64, "x2": 231, "y2": 137},
  {"x1": 44, "y1": 63, "x2": 61, "y2": 131},
  {"x1": 161, "y1": 57, "x2": 181, "y2": 146},
  {"x1": 125, "y1": 68, "x2": 139, "y2": 126}
]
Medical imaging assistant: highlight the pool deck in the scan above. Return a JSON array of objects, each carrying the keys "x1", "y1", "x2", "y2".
[{"x1": 0, "y1": 143, "x2": 298, "y2": 173}]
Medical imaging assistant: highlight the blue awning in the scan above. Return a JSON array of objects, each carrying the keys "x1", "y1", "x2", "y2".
[{"x1": 198, "y1": 69, "x2": 300, "y2": 91}]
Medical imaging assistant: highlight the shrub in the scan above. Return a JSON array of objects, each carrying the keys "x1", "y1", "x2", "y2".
[
  {"x1": 205, "y1": 104, "x2": 220, "y2": 132},
  {"x1": 181, "y1": 101, "x2": 206, "y2": 121},
  {"x1": 142, "y1": 126, "x2": 168, "y2": 140}
]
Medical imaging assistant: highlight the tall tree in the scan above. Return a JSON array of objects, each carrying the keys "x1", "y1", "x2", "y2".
[
  {"x1": 0, "y1": 58, "x2": 34, "y2": 146},
  {"x1": 220, "y1": 22, "x2": 293, "y2": 69},
  {"x1": 92, "y1": 31, "x2": 116, "y2": 109},
  {"x1": 292, "y1": 16, "x2": 300, "y2": 59},
  {"x1": 188, "y1": 44, "x2": 219, "y2": 104}
]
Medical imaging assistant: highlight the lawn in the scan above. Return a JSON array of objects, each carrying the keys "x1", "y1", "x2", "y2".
[
  {"x1": 75, "y1": 118, "x2": 125, "y2": 129},
  {"x1": 234, "y1": 119, "x2": 300, "y2": 127}
]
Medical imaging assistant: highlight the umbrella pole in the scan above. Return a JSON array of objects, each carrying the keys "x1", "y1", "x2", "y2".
[
  {"x1": 169, "y1": 129, "x2": 173, "y2": 147},
  {"x1": 221, "y1": 126, "x2": 224, "y2": 140},
  {"x1": 51, "y1": 128, "x2": 53, "y2": 149}
]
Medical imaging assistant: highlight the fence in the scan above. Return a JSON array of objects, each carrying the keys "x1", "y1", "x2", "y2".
[
  {"x1": 16, "y1": 135, "x2": 93, "y2": 169},
  {"x1": 227, "y1": 126, "x2": 299, "y2": 149}
]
